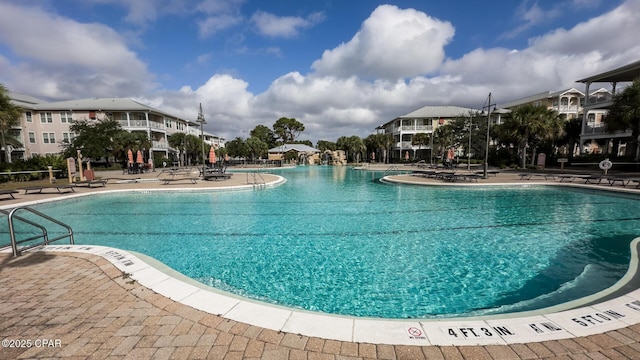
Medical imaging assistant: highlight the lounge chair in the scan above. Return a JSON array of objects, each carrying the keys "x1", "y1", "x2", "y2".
[
  {"x1": 22, "y1": 185, "x2": 76, "y2": 194},
  {"x1": 160, "y1": 177, "x2": 199, "y2": 185},
  {"x1": 0, "y1": 189, "x2": 19, "y2": 199},
  {"x1": 74, "y1": 179, "x2": 107, "y2": 188},
  {"x1": 203, "y1": 166, "x2": 232, "y2": 181},
  {"x1": 583, "y1": 175, "x2": 607, "y2": 185}
]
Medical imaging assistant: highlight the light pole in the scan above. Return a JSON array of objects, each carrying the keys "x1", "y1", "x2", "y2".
[
  {"x1": 467, "y1": 117, "x2": 473, "y2": 171},
  {"x1": 483, "y1": 93, "x2": 495, "y2": 178},
  {"x1": 197, "y1": 103, "x2": 206, "y2": 175}
]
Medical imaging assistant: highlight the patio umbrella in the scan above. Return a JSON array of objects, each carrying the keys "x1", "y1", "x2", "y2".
[
  {"x1": 447, "y1": 148, "x2": 455, "y2": 160},
  {"x1": 405, "y1": 151, "x2": 409, "y2": 160},
  {"x1": 371, "y1": 152, "x2": 375, "y2": 161},
  {"x1": 136, "y1": 150, "x2": 144, "y2": 164},
  {"x1": 209, "y1": 146, "x2": 216, "y2": 165},
  {"x1": 127, "y1": 149, "x2": 133, "y2": 165}
]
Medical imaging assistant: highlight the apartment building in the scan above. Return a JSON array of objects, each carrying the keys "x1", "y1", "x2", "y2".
[
  {"x1": 499, "y1": 88, "x2": 587, "y2": 120},
  {"x1": 7, "y1": 93, "x2": 224, "y2": 163},
  {"x1": 577, "y1": 59, "x2": 640, "y2": 156},
  {"x1": 376, "y1": 105, "x2": 479, "y2": 162}
]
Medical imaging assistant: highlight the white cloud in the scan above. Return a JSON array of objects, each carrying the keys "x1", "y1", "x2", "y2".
[
  {"x1": 250, "y1": 10, "x2": 325, "y2": 38},
  {"x1": 0, "y1": 2, "x2": 155, "y2": 99},
  {"x1": 1, "y1": 1, "x2": 639, "y2": 144},
  {"x1": 311, "y1": 5, "x2": 454, "y2": 80},
  {"x1": 198, "y1": 14, "x2": 244, "y2": 37}
]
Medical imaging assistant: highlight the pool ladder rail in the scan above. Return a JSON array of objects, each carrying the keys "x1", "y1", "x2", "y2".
[
  {"x1": 1, "y1": 206, "x2": 74, "y2": 257},
  {"x1": 383, "y1": 166, "x2": 400, "y2": 175},
  {"x1": 246, "y1": 171, "x2": 267, "y2": 190}
]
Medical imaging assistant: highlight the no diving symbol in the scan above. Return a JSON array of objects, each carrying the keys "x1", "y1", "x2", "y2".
[{"x1": 407, "y1": 327, "x2": 422, "y2": 337}]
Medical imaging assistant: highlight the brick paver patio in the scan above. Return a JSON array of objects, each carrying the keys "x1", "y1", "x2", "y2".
[
  {"x1": 2, "y1": 251, "x2": 640, "y2": 359},
  {"x1": 2, "y1": 168, "x2": 640, "y2": 359}
]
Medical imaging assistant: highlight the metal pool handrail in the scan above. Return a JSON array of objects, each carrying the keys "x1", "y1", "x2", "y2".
[{"x1": 6, "y1": 206, "x2": 74, "y2": 257}]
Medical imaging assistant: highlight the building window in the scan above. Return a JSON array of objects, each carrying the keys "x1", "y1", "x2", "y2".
[
  {"x1": 26, "y1": 111, "x2": 32, "y2": 122},
  {"x1": 40, "y1": 112, "x2": 53, "y2": 123},
  {"x1": 62, "y1": 132, "x2": 74, "y2": 143},
  {"x1": 28, "y1": 132, "x2": 36, "y2": 144},
  {"x1": 42, "y1": 132, "x2": 56, "y2": 144},
  {"x1": 60, "y1": 111, "x2": 73, "y2": 123}
]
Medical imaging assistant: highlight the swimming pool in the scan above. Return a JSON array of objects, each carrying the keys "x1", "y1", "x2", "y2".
[{"x1": 22, "y1": 166, "x2": 640, "y2": 319}]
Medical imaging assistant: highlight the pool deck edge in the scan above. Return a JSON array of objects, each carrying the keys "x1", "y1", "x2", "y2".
[{"x1": 34, "y1": 243, "x2": 640, "y2": 347}]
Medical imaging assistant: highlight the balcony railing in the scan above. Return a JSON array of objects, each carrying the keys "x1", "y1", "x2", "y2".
[
  {"x1": 118, "y1": 120, "x2": 166, "y2": 131},
  {"x1": 585, "y1": 94, "x2": 613, "y2": 105},
  {"x1": 557, "y1": 105, "x2": 579, "y2": 111},
  {"x1": 399, "y1": 125, "x2": 433, "y2": 131},
  {"x1": 152, "y1": 141, "x2": 168, "y2": 149}
]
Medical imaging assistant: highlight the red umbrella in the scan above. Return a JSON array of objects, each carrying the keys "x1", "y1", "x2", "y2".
[
  {"x1": 405, "y1": 151, "x2": 409, "y2": 160},
  {"x1": 447, "y1": 148, "x2": 455, "y2": 160},
  {"x1": 127, "y1": 149, "x2": 133, "y2": 164},
  {"x1": 136, "y1": 150, "x2": 144, "y2": 164},
  {"x1": 209, "y1": 147, "x2": 216, "y2": 164}
]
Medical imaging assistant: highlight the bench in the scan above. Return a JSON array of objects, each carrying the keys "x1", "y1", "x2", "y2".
[
  {"x1": 74, "y1": 179, "x2": 107, "y2": 188},
  {"x1": 0, "y1": 189, "x2": 19, "y2": 199},
  {"x1": 160, "y1": 177, "x2": 199, "y2": 185},
  {"x1": 22, "y1": 185, "x2": 76, "y2": 194}
]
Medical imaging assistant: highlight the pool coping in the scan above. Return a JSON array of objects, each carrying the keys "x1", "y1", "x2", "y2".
[
  {"x1": 5, "y1": 174, "x2": 640, "y2": 346},
  {"x1": 33, "y1": 238, "x2": 640, "y2": 347}
]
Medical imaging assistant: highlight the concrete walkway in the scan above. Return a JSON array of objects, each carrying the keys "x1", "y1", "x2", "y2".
[{"x1": 2, "y1": 166, "x2": 640, "y2": 358}]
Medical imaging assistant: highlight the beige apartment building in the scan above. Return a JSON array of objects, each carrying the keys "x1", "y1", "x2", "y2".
[
  {"x1": 376, "y1": 105, "x2": 480, "y2": 162},
  {"x1": 7, "y1": 93, "x2": 224, "y2": 164}
]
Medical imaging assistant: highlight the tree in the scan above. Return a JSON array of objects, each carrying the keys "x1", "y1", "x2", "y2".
[
  {"x1": 316, "y1": 140, "x2": 336, "y2": 152},
  {"x1": 496, "y1": 104, "x2": 562, "y2": 168},
  {"x1": 605, "y1": 78, "x2": 640, "y2": 159},
  {"x1": 250, "y1": 125, "x2": 277, "y2": 149},
  {"x1": 364, "y1": 133, "x2": 393, "y2": 163},
  {"x1": 63, "y1": 117, "x2": 125, "y2": 164},
  {"x1": 337, "y1": 135, "x2": 365, "y2": 163},
  {"x1": 246, "y1": 136, "x2": 268, "y2": 161},
  {"x1": 225, "y1": 137, "x2": 249, "y2": 159},
  {"x1": 558, "y1": 117, "x2": 582, "y2": 159},
  {"x1": 273, "y1": 117, "x2": 305, "y2": 143},
  {"x1": 0, "y1": 84, "x2": 22, "y2": 163},
  {"x1": 113, "y1": 131, "x2": 152, "y2": 163},
  {"x1": 411, "y1": 133, "x2": 430, "y2": 161},
  {"x1": 168, "y1": 133, "x2": 187, "y2": 166}
]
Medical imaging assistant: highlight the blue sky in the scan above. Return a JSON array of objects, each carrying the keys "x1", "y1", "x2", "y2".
[{"x1": 0, "y1": 0, "x2": 637, "y2": 143}]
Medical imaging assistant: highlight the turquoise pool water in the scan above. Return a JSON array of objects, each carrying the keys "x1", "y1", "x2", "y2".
[{"x1": 19, "y1": 166, "x2": 640, "y2": 318}]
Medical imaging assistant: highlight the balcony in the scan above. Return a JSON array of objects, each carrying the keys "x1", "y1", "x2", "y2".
[
  {"x1": 152, "y1": 141, "x2": 168, "y2": 149},
  {"x1": 118, "y1": 120, "x2": 166, "y2": 131},
  {"x1": 556, "y1": 105, "x2": 579, "y2": 111}
]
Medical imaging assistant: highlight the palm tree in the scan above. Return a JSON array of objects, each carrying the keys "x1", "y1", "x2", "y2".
[
  {"x1": 411, "y1": 133, "x2": 430, "y2": 161},
  {"x1": 0, "y1": 84, "x2": 22, "y2": 163},
  {"x1": 605, "y1": 78, "x2": 640, "y2": 159},
  {"x1": 499, "y1": 104, "x2": 563, "y2": 168}
]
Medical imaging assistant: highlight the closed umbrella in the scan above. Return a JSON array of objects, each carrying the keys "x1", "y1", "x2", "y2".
[
  {"x1": 127, "y1": 149, "x2": 133, "y2": 165},
  {"x1": 447, "y1": 148, "x2": 455, "y2": 160},
  {"x1": 405, "y1": 151, "x2": 409, "y2": 161},
  {"x1": 136, "y1": 150, "x2": 144, "y2": 164},
  {"x1": 209, "y1": 147, "x2": 216, "y2": 165}
]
